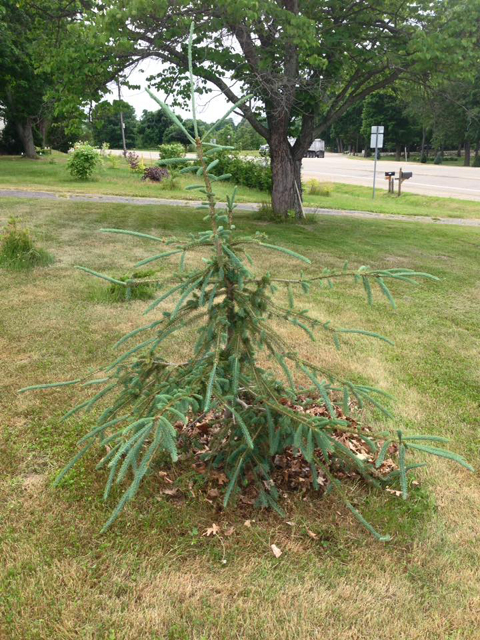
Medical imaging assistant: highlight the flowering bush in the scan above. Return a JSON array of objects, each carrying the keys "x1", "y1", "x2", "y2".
[{"x1": 66, "y1": 142, "x2": 100, "y2": 180}]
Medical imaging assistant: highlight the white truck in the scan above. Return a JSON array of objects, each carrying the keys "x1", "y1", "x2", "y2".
[{"x1": 259, "y1": 138, "x2": 325, "y2": 158}]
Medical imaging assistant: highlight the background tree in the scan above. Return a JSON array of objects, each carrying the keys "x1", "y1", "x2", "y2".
[
  {"x1": 235, "y1": 118, "x2": 265, "y2": 150},
  {"x1": 91, "y1": 99, "x2": 137, "y2": 148},
  {"x1": 361, "y1": 91, "x2": 420, "y2": 160},
  {"x1": 0, "y1": 0, "x2": 91, "y2": 157},
  {"x1": 54, "y1": 0, "x2": 480, "y2": 217},
  {"x1": 136, "y1": 109, "x2": 171, "y2": 148},
  {"x1": 329, "y1": 104, "x2": 364, "y2": 155}
]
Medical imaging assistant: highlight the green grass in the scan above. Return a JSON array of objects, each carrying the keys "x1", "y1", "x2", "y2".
[
  {"x1": 0, "y1": 196, "x2": 479, "y2": 639},
  {"x1": 2, "y1": 153, "x2": 480, "y2": 220}
]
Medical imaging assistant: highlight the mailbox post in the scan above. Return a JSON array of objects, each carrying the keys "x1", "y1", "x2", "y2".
[
  {"x1": 397, "y1": 168, "x2": 413, "y2": 196},
  {"x1": 385, "y1": 171, "x2": 395, "y2": 194}
]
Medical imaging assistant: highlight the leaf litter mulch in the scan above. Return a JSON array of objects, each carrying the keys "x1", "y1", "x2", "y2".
[{"x1": 156, "y1": 397, "x2": 400, "y2": 510}]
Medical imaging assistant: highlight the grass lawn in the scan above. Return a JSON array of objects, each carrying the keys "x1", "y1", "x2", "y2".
[
  {"x1": 1, "y1": 196, "x2": 479, "y2": 639},
  {"x1": 2, "y1": 153, "x2": 480, "y2": 220}
]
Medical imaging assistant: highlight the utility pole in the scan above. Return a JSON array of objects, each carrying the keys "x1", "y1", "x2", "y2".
[{"x1": 117, "y1": 79, "x2": 127, "y2": 157}]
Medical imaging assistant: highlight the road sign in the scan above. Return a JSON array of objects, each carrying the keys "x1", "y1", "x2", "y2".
[
  {"x1": 371, "y1": 125, "x2": 384, "y2": 199},
  {"x1": 370, "y1": 133, "x2": 384, "y2": 149}
]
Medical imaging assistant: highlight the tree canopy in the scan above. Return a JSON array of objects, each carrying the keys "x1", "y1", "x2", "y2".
[{"x1": 91, "y1": 99, "x2": 137, "y2": 148}]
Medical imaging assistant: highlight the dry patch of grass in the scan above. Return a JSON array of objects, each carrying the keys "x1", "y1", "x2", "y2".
[{"x1": 1, "y1": 197, "x2": 479, "y2": 640}]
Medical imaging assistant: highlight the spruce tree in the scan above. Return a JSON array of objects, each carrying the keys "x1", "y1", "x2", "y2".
[{"x1": 21, "y1": 25, "x2": 473, "y2": 539}]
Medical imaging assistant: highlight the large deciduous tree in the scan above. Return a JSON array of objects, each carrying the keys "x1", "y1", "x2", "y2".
[
  {"x1": 0, "y1": 0, "x2": 92, "y2": 157},
  {"x1": 46, "y1": 0, "x2": 480, "y2": 215}
]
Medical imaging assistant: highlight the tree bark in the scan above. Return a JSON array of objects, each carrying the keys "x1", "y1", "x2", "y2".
[
  {"x1": 464, "y1": 140, "x2": 471, "y2": 167},
  {"x1": 16, "y1": 118, "x2": 37, "y2": 158},
  {"x1": 38, "y1": 118, "x2": 49, "y2": 148},
  {"x1": 395, "y1": 143, "x2": 401, "y2": 161},
  {"x1": 420, "y1": 127, "x2": 426, "y2": 157},
  {"x1": 269, "y1": 137, "x2": 303, "y2": 218}
]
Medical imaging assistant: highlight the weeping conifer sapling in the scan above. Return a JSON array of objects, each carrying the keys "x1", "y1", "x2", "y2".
[{"x1": 20, "y1": 24, "x2": 473, "y2": 539}]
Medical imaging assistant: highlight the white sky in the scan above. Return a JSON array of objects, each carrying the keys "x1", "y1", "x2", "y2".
[{"x1": 105, "y1": 59, "x2": 235, "y2": 123}]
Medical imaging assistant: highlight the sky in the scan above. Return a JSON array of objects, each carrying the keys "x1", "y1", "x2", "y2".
[{"x1": 105, "y1": 59, "x2": 235, "y2": 123}]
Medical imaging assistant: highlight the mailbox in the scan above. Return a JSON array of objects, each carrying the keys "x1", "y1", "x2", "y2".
[
  {"x1": 385, "y1": 171, "x2": 395, "y2": 177},
  {"x1": 402, "y1": 171, "x2": 412, "y2": 180}
]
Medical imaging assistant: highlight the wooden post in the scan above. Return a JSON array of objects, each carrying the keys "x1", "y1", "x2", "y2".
[
  {"x1": 117, "y1": 79, "x2": 127, "y2": 158},
  {"x1": 398, "y1": 168, "x2": 403, "y2": 197}
]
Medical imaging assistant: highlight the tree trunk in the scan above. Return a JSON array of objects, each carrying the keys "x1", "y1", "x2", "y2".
[
  {"x1": 420, "y1": 127, "x2": 426, "y2": 157},
  {"x1": 464, "y1": 140, "x2": 471, "y2": 166},
  {"x1": 475, "y1": 140, "x2": 479, "y2": 158},
  {"x1": 38, "y1": 118, "x2": 50, "y2": 148},
  {"x1": 269, "y1": 133, "x2": 303, "y2": 219},
  {"x1": 395, "y1": 143, "x2": 401, "y2": 161},
  {"x1": 457, "y1": 142, "x2": 462, "y2": 158},
  {"x1": 16, "y1": 119, "x2": 37, "y2": 158}
]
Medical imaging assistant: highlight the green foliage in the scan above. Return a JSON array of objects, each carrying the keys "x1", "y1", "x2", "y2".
[
  {"x1": 211, "y1": 153, "x2": 272, "y2": 191},
  {"x1": 255, "y1": 202, "x2": 283, "y2": 222},
  {"x1": 361, "y1": 91, "x2": 420, "y2": 154},
  {"x1": 305, "y1": 179, "x2": 332, "y2": 197},
  {"x1": 158, "y1": 168, "x2": 181, "y2": 191},
  {"x1": 91, "y1": 100, "x2": 137, "y2": 149},
  {"x1": 0, "y1": 218, "x2": 53, "y2": 270},
  {"x1": 66, "y1": 142, "x2": 101, "y2": 180},
  {"x1": 126, "y1": 152, "x2": 145, "y2": 174},
  {"x1": 158, "y1": 143, "x2": 185, "y2": 160},
  {"x1": 472, "y1": 155, "x2": 480, "y2": 168},
  {"x1": 137, "y1": 109, "x2": 171, "y2": 148},
  {"x1": 24, "y1": 25, "x2": 473, "y2": 540},
  {"x1": 434, "y1": 153, "x2": 443, "y2": 165},
  {"x1": 89, "y1": 269, "x2": 160, "y2": 303}
]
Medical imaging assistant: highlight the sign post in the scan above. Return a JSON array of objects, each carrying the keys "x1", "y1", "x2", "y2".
[{"x1": 370, "y1": 126, "x2": 384, "y2": 199}]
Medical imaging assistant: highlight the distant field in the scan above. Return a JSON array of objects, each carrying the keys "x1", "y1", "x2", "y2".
[{"x1": 2, "y1": 153, "x2": 480, "y2": 219}]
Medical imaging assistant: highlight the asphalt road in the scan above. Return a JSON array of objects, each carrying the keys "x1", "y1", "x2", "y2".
[
  {"x1": 303, "y1": 153, "x2": 480, "y2": 201},
  {"x1": 111, "y1": 149, "x2": 480, "y2": 201}
]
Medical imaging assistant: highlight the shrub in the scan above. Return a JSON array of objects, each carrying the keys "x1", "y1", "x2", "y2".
[
  {"x1": 158, "y1": 167, "x2": 181, "y2": 190},
  {"x1": 142, "y1": 166, "x2": 169, "y2": 182},
  {"x1": 24, "y1": 24, "x2": 472, "y2": 540},
  {"x1": 126, "y1": 151, "x2": 145, "y2": 173},
  {"x1": 0, "y1": 218, "x2": 53, "y2": 270},
  {"x1": 472, "y1": 154, "x2": 480, "y2": 167},
  {"x1": 66, "y1": 142, "x2": 101, "y2": 180},
  {"x1": 305, "y1": 179, "x2": 332, "y2": 196},
  {"x1": 159, "y1": 143, "x2": 185, "y2": 160},
  {"x1": 434, "y1": 153, "x2": 443, "y2": 165},
  {"x1": 420, "y1": 153, "x2": 428, "y2": 164},
  {"x1": 100, "y1": 143, "x2": 120, "y2": 169},
  {"x1": 211, "y1": 152, "x2": 272, "y2": 191}
]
